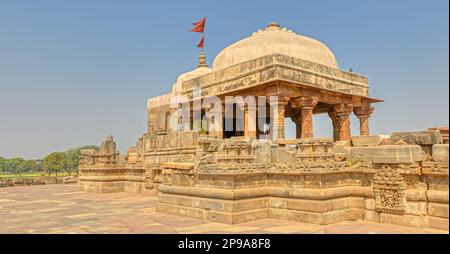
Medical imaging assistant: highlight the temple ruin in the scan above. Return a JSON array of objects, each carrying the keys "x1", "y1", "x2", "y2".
[{"x1": 78, "y1": 23, "x2": 449, "y2": 230}]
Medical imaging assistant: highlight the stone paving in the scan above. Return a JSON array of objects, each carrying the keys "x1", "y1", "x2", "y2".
[{"x1": 0, "y1": 184, "x2": 446, "y2": 234}]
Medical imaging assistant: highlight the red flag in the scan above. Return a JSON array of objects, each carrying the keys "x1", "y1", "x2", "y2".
[
  {"x1": 197, "y1": 33, "x2": 204, "y2": 48},
  {"x1": 191, "y1": 17, "x2": 205, "y2": 33}
]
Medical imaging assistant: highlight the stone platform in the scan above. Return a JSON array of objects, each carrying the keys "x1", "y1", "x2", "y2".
[{"x1": 0, "y1": 184, "x2": 446, "y2": 234}]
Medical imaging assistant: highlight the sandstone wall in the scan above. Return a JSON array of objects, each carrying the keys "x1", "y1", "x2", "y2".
[
  {"x1": 79, "y1": 133, "x2": 448, "y2": 230},
  {"x1": 156, "y1": 137, "x2": 448, "y2": 230}
]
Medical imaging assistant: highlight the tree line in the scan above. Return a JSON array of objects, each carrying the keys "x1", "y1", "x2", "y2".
[{"x1": 0, "y1": 145, "x2": 99, "y2": 176}]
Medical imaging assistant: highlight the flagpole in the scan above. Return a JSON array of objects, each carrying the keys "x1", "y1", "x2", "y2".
[
  {"x1": 202, "y1": 31, "x2": 205, "y2": 53},
  {"x1": 201, "y1": 22, "x2": 205, "y2": 53}
]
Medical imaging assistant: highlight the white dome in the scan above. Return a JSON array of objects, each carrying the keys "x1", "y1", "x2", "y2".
[
  {"x1": 172, "y1": 52, "x2": 212, "y2": 95},
  {"x1": 212, "y1": 23, "x2": 338, "y2": 70},
  {"x1": 172, "y1": 67, "x2": 211, "y2": 95}
]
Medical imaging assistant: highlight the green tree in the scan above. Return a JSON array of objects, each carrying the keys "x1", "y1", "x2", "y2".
[
  {"x1": 2, "y1": 157, "x2": 25, "y2": 173},
  {"x1": 65, "y1": 148, "x2": 79, "y2": 171},
  {"x1": 43, "y1": 152, "x2": 67, "y2": 176},
  {"x1": 35, "y1": 159, "x2": 44, "y2": 171},
  {"x1": 65, "y1": 145, "x2": 99, "y2": 172},
  {"x1": 12, "y1": 157, "x2": 25, "y2": 174},
  {"x1": 5, "y1": 159, "x2": 13, "y2": 172},
  {"x1": 0, "y1": 156, "x2": 5, "y2": 172},
  {"x1": 3, "y1": 159, "x2": 16, "y2": 172},
  {"x1": 20, "y1": 160, "x2": 36, "y2": 172}
]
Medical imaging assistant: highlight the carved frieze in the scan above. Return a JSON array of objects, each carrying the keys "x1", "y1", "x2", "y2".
[{"x1": 181, "y1": 54, "x2": 370, "y2": 99}]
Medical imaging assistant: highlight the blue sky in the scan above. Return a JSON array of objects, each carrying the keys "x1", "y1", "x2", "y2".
[{"x1": 0, "y1": 0, "x2": 448, "y2": 158}]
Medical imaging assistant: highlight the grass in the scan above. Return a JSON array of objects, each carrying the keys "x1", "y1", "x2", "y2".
[{"x1": 0, "y1": 171, "x2": 76, "y2": 179}]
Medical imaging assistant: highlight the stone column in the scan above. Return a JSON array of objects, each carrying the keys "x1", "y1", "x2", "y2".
[
  {"x1": 334, "y1": 103, "x2": 353, "y2": 143},
  {"x1": 292, "y1": 97, "x2": 319, "y2": 139},
  {"x1": 218, "y1": 104, "x2": 225, "y2": 139},
  {"x1": 244, "y1": 104, "x2": 257, "y2": 138},
  {"x1": 290, "y1": 110, "x2": 302, "y2": 139},
  {"x1": 295, "y1": 119, "x2": 302, "y2": 139},
  {"x1": 328, "y1": 109, "x2": 339, "y2": 142},
  {"x1": 268, "y1": 96, "x2": 290, "y2": 140},
  {"x1": 353, "y1": 104, "x2": 374, "y2": 136},
  {"x1": 208, "y1": 103, "x2": 225, "y2": 139}
]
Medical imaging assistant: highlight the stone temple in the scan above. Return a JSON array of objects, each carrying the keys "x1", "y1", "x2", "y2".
[{"x1": 78, "y1": 23, "x2": 449, "y2": 230}]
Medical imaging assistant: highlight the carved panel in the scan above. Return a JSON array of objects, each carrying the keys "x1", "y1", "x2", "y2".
[{"x1": 373, "y1": 165, "x2": 406, "y2": 215}]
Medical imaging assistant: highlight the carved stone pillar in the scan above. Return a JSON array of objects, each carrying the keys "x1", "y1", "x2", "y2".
[
  {"x1": 268, "y1": 96, "x2": 290, "y2": 140},
  {"x1": 292, "y1": 97, "x2": 319, "y2": 139},
  {"x1": 208, "y1": 104, "x2": 224, "y2": 139},
  {"x1": 353, "y1": 104, "x2": 374, "y2": 136},
  {"x1": 244, "y1": 105, "x2": 257, "y2": 138},
  {"x1": 334, "y1": 103, "x2": 353, "y2": 143},
  {"x1": 328, "y1": 110, "x2": 339, "y2": 142},
  {"x1": 290, "y1": 110, "x2": 302, "y2": 139},
  {"x1": 218, "y1": 104, "x2": 225, "y2": 139}
]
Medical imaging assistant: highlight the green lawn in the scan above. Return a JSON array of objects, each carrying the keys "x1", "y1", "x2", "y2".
[{"x1": 0, "y1": 171, "x2": 76, "y2": 179}]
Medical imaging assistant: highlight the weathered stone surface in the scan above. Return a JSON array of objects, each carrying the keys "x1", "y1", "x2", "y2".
[
  {"x1": 62, "y1": 176, "x2": 78, "y2": 184},
  {"x1": 428, "y1": 203, "x2": 449, "y2": 218},
  {"x1": 271, "y1": 147, "x2": 296, "y2": 164},
  {"x1": 390, "y1": 130, "x2": 443, "y2": 145},
  {"x1": 349, "y1": 145, "x2": 424, "y2": 164},
  {"x1": 333, "y1": 141, "x2": 351, "y2": 156},
  {"x1": 78, "y1": 132, "x2": 448, "y2": 231},
  {"x1": 432, "y1": 144, "x2": 449, "y2": 162},
  {"x1": 253, "y1": 141, "x2": 272, "y2": 164},
  {"x1": 429, "y1": 127, "x2": 449, "y2": 144},
  {"x1": 426, "y1": 216, "x2": 449, "y2": 231},
  {"x1": 351, "y1": 135, "x2": 383, "y2": 147}
]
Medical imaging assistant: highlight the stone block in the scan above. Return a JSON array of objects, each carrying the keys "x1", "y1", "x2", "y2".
[
  {"x1": 269, "y1": 207, "x2": 363, "y2": 225},
  {"x1": 271, "y1": 147, "x2": 296, "y2": 164},
  {"x1": 363, "y1": 210, "x2": 380, "y2": 222},
  {"x1": 253, "y1": 141, "x2": 272, "y2": 164},
  {"x1": 62, "y1": 176, "x2": 78, "y2": 184},
  {"x1": 333, "y1": 141, "x2": 352, "y2": 158},
  {"x1": 390, "y1": 130, "x2": 443, "y2": 145},
  {"x1": 379, "y1": 213, "x2": 426, "y2": 228},
  {"x1": 349, "y1": 145, "x2": 424, "y2": 164},
  {"x1": 432, "y1": 144, "x2": 449, "y2": 162},
  {"x1": 230, "y1": 209, "x2": 269, "y2": 224},
  {"x1": 351, "y1": 135, "x2": 383, "y2": 147},
  {"x1": 269, "y1": 199, "x2": 288, "y2": 209},
  {"x1": 426, "y1": 216, "x2": 449, "y2": 230},
  {"x1": 364, "y1": 198, "x2": 376, "y2": 210},
  {"x1": 426, "y1": 190, "x2": 449, "y2": 203},
  {"x1": 405, "y1": 202, "x2": 428, "y2": 216},
  {"x1": 428, "y1": 127, "x2": 449, "y2": 144},
  {"x1": 280, "y1": 197, "x2": 364, "y2": 213},
  {"x1": 155, "y1": 203, "x2": 205, "y2": 220},
  {"x1": 232, "y1": 198, "x2": 268, "y2": 212},
  {"x1": 428, "y1": 203, "x2": 449, "y2": 218}
]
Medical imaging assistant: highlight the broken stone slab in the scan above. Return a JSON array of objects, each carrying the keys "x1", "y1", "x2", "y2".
[
  {"x1": 428, "y1": 127, "x2": 449, "y2": 144},
  {"x1": 334, "y1": 141, "x2": 351, "y2": 157},
  {"x1": 432, "y1": 144, "x2": 449, "y2": 162},
  {"x1": 349, "y1": 145, "x2": 424, "y2": 164},
  {"x1": 351, "y1": 135, "x2": 383, "y2": 147},
  {"x1": 254, "y1": 141, "x2": 272, "y2": 164},
  {"x1": 63, "y1": 176, "x2": 78, "y2": 184},
  {"x1": 389, "y1": 130, "x2": 443, "y2": 145},
  {"x1": 271, "y1": 146, "x2": 297, "y2": 164}
]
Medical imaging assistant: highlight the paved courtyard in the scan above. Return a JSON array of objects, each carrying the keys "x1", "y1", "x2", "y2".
[{"x1": 0, "y1": 184, "x2": 446, "y2": 234}]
